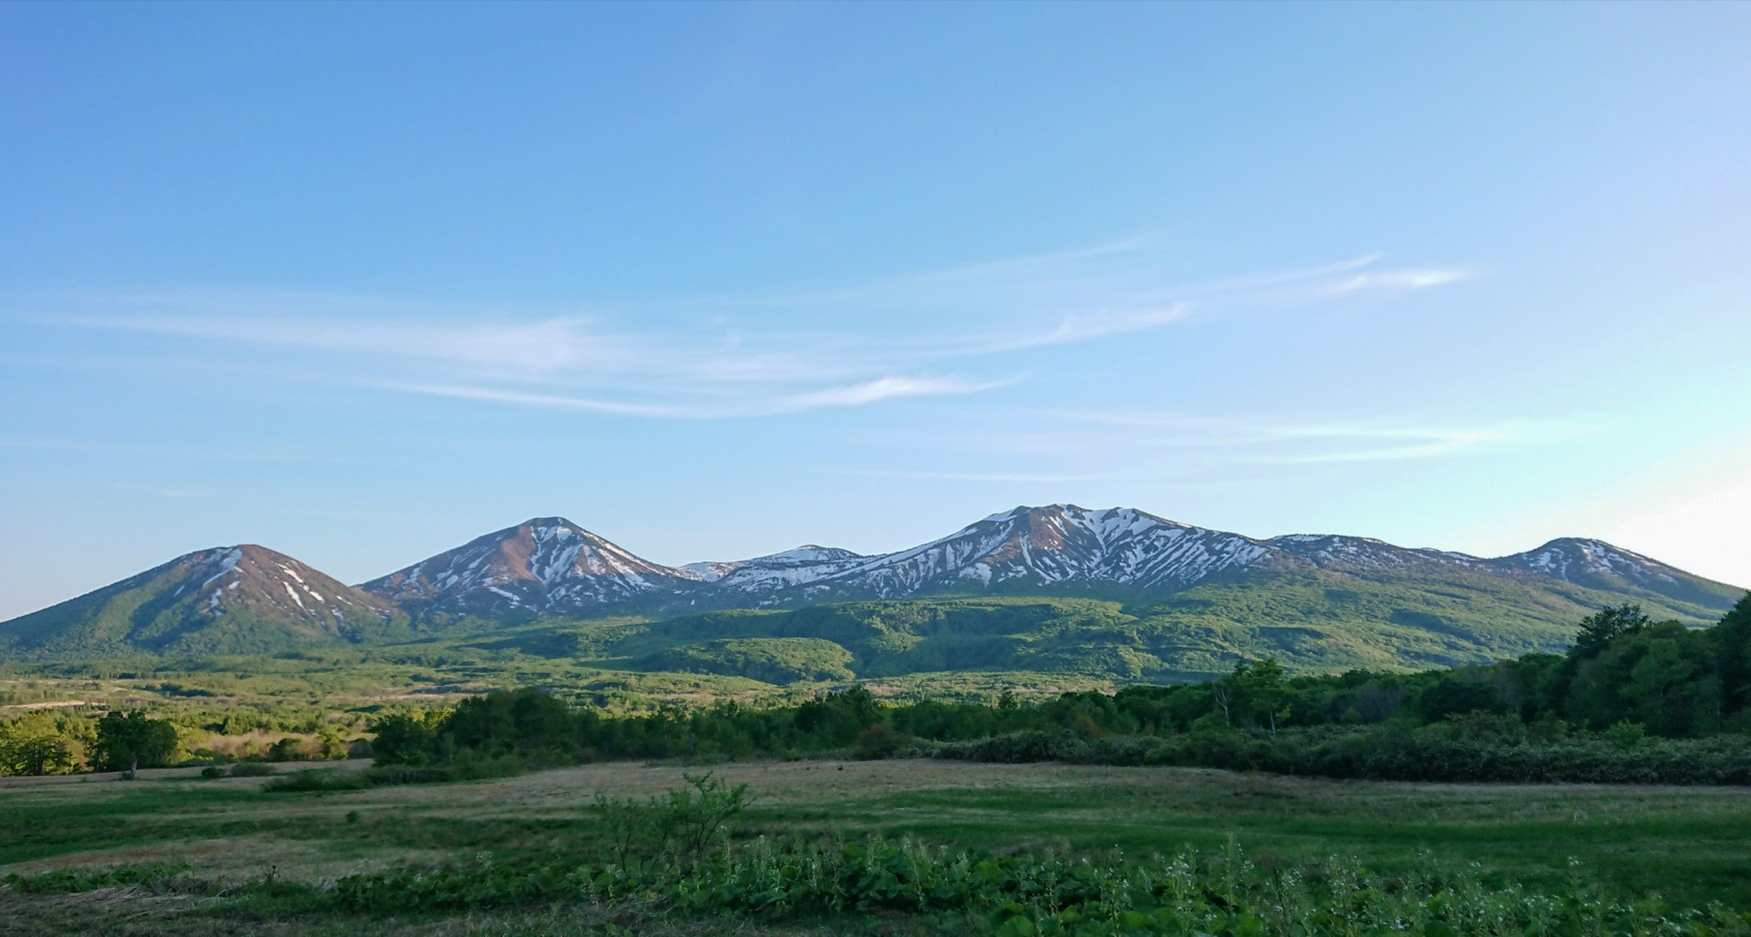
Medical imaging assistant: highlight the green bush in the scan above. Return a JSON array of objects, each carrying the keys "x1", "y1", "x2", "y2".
[
  {"x1": 594, "y1": 772, "x2": 751, "y2": 878},
  {"x1": 362, "y1": 764, "x2": 454, "y2": 785},
  {"x1": 263, "y1": 769, "x2": 371, "y2": 793}
]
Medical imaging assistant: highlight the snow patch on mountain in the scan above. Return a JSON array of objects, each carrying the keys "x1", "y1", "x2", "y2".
[
  {"x1": 680, "y1": 545, "x2": 870, "y2": 593},
  {"x1": 787, "y1": 505, "x2": 1273, "y2": 599},
  {"x1": 361, "y1": 517, "x2": 697, "y2": 614},
  {"x1": 1491, "y1": 538, "x2": 1682, "y2": 586},
  {"x1": 199, "y1": 547, "x2": 244, "y2": 587},
  {"x1": 1265, "y1": 534, "x2": 1484, "y2": 572},
  {"x1": 355, "y1": 506, "x2": 1743, "y2": 619}
]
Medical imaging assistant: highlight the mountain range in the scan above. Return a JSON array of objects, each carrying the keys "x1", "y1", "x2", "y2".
[{"x1": 1, "y1": 505, "x2": 1743, "y2": 677}]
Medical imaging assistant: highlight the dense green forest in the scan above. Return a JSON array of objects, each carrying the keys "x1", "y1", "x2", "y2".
[{"x1": 11, "y1": 596, "x2": 1745, "y2": 786}]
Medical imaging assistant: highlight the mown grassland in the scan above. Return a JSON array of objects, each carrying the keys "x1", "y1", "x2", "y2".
[{"x1": 3, "y1": 760, "x2": 1749, "y2": 935}]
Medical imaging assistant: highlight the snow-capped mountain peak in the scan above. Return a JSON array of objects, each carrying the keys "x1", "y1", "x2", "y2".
[
  {"x1": 753, "y1": 545, "x2": 863, "y2": 565},
  {"x1": 781, "y1": 504, "x2": 1269, "y2": 599},
  {"x1": 361, "y1": 517, "x2": 694, "y2": 615},
  {"x1": 680, "y1": 545, "x2": 871, "y2": 592},
  {"x1": 1491, "y1": 537, "x2": 1682, "y2": 587},
  {"x1": 155, "y1": 544, "x2": 394, "y2": 632}
]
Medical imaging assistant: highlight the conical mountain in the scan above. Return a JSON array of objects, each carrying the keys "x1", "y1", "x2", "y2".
[
  {"x1": 360, "y1": 517, "x2": 700, "y2": 617},
  {"x1": 0, "y1": 544, "x2": 404, "y2": 658}
]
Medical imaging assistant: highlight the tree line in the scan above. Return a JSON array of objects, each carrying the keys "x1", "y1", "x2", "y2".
[
  {"x1": 348, "y1": 597, "x2": 1751, "y2": 784},
  {"x1": 8, "y1": 595, "x2": 1749, "y2": 782}
]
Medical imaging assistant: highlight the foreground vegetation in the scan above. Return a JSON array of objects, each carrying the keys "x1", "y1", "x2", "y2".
[{"x1": 4, "y1": 760, "x2": 1751, "y2": 934}]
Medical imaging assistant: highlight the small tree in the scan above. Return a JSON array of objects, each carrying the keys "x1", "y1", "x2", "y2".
[
  {"x1": 1232, "y1": 658, "x2": 1291, "y2": 735},
  {"x1": 369, "y1": 713, "x2": 434, "y2": 766},
  {"x1": 1715, "y1": 593, "x2": 1751, "y2": 715},
  {"x1": 0, "y1": 727, "x2": 72, "y2": 776},
  {"x1": 1210, "y1": 679, "x2": 1235, "y2": 725},
  {"x1": 16, "y1": 736, "x2": 72, "y2": 775},
  {"x1": 1572, "y1": 604, "x2": 1651, "y2": 659},
  {"x1": 93, "y1": 711, "x2": 178, "y2": 778}
]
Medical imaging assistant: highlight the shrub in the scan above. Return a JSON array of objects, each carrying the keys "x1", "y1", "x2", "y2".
[
  {"x1": 263, "y1": 769, "x2": 371, "y2": 793},
  {"x1": 594, "y1": 772, "x2": 751, "y2": 878},
  {"x1": 362, "y1": 764, "x2": 454, "y2": 785},
  {"x1": 852, "y1": 724, "x2": 912, "y2": 759}
]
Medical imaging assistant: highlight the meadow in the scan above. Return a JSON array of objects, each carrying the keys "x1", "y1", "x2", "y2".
[{"x1": 4, "y1": 758, "x2": 1750, "y2": 935}]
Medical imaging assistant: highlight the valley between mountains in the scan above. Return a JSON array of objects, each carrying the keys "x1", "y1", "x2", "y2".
[{"x1": 2, "y1": 505, "x2": 1743, "y2": 686}]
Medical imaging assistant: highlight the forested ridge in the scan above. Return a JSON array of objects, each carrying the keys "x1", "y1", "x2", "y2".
[{"x1": 9, "y1": 595, "x2": 1748, "y2": 786}]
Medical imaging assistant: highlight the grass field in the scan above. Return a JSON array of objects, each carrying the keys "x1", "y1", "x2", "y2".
[{"x1": 3, "y1": 760, "x2": 1749, "y2": 935}]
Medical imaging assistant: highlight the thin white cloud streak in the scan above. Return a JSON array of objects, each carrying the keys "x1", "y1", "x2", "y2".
[
  {"x1": 57, "y1": 312, "x2": 634, "y2": 377},
  {"x1": 1240, "y1": 428, "x2": 1511, "y2": 464},
  {"x1": 385, "y1": 384, "x2": 688, "y2": 418},
  {"x1": 1249, "y1": 267, "x2": 1475, "y2": 306},
  {"x1": 965, "y1": 303, "x2": 1194, "y2": 354},
  {"x1": 1172, "y1": 252, "x2": 1385, "y2": 297},
  {"x1": 387, "y1": 375, "x2": 1012, "y2": 420},
  {"x1": 0, "y1": 435, "x2": 409, "y2": 466},
  {"x1": 701, "y1": 244, "x2": 1463, "y2": 328},
  {"x1": 1323, "y1": 268, "x2": 1473, "y2": 295},
  {"x1": 32, "y1": 240, "x2": 1473, "y2": 419},
  {"x1": 694, "y1": 234, "x2": 1163, "y2": 310},
  {"x1": 824, "y1": 467, "x2": 1138, "y2": 484},
  {"x1": 905, "y1": 411, "x2": 1561, "y2": 466},
  {"x1": 686, "y1": 244, "x2": 1470, "y2": 360},
  {"x1": 781, "y1": 376, "x2": 1016, "y2": 410}
]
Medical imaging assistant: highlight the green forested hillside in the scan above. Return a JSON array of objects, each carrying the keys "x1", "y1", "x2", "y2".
[
  {"x1": 3, "y1": 542, "x2": 1739, "y2": 697},
  {"x1": 0, "y1": 559, "x2": 413, "y2": 660},
  {"x1": 427, "y1": 568, "x2": 1737, "y2": 688}
]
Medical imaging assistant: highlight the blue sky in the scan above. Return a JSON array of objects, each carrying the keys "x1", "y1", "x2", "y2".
[{"x1": 3, "y1": 2, "x2": 1749, "y2": 619}]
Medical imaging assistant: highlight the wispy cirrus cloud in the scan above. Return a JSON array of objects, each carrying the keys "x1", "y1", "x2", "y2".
[
  {"x1": 818, "y1": 411, "x2": 1565, "y2": 500},
  {"x1": 840, "y1": 411, "x2": 1560, "y2": 481},
  {"x1": 823, "y1": 466, "x2": 1141, "y2": 484},
  {"x1": 1038, "y1": 410, "x2": 1543, "y2": 463},
  {"x1": 24, "y1": 239, "x2": 1472, "y2": 420},
  {"x1": 964, "y1": 303, "x2": 1194, "y2": 354},
  {"x1": 1321, "y1": 268, "x2": 1473, "y2": 296},
  {"x1": 1240, "y1": 425, "x2": 1515, "y2": 463},
  {"x1": 56, "y1": 308, "x2": 653, "y2": 378},
  {"x1": 388, "y1": 374, "x2": 1011, "y2": 420}
]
